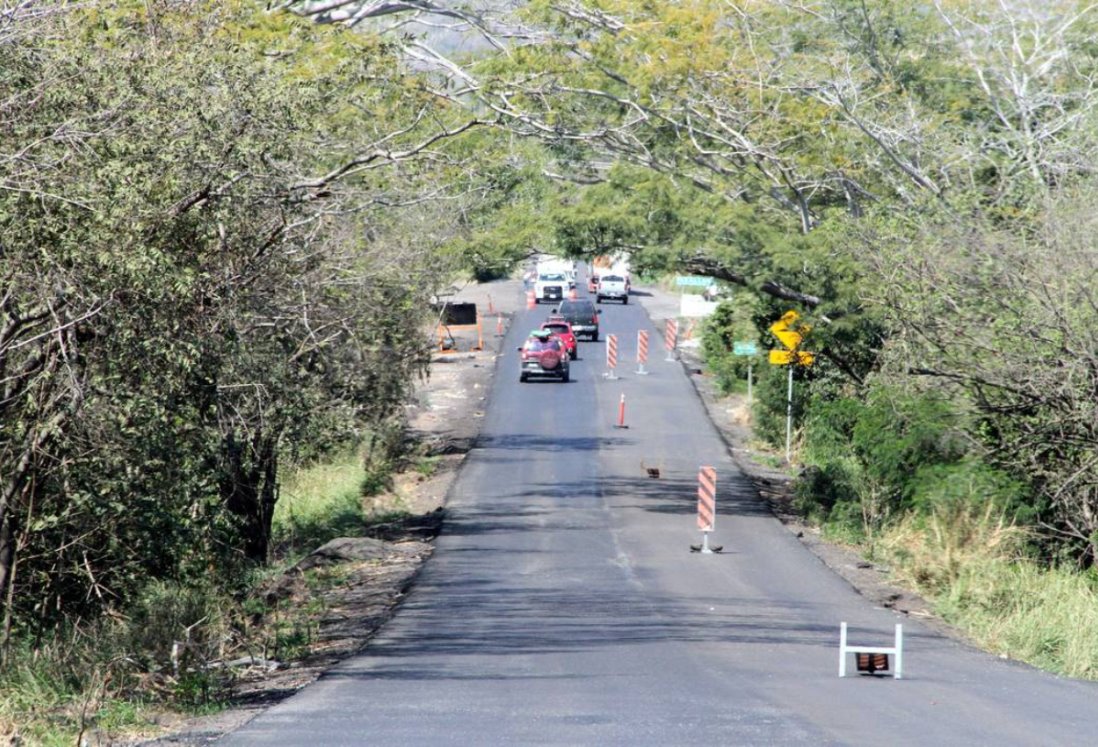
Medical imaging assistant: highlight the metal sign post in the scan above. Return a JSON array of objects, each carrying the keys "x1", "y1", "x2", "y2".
[
  {"x1": 767, "y1": 312, "x2": 814, "y2": 464},
  {"x1": 785, "y1": 366, "x2": 794, "y2": 463}
]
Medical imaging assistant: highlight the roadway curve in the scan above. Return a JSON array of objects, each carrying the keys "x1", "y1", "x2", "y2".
[{"x1": 222, "y1": 279, "x2": 1098, "y2": 746}]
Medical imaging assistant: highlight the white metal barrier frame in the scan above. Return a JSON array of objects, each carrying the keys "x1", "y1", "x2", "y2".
[{"x1": 839, "y1": 622, "x2": 903, "y2": 679}]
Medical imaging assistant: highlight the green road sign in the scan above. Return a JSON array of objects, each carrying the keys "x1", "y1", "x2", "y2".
[
  {"x1": 733, "y1": 341, "x2": 757, "y2": 356},
  {"x1": 676, "y1": 276, "x2": 715, "y2": 287}
]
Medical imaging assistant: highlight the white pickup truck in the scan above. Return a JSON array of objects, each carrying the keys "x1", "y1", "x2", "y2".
[
  {"x1": 534, "y1": 272, "x2": 568, "y2": 304},
  {"x1": 595, "y1": 273, "x2": 629, "y2": 304}
]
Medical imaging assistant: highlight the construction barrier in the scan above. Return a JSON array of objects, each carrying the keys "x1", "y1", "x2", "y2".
[
  {"x1": 605, "y1": 333, "x2": 618, "y2": 379},
  {"x1": 614, "y1": 393, "x2": 627, "y2": 429},
  {"x1": 695, "y1": 466, "x2": 717, "y2": 553},
  {"x1": 526, "y1": 289, "x2": 536, "y2": 309},
  {"x1": 496, "y1": 314, "x2": 503, "y2": 336},
  {"x1": 839, "y1": 623, "x2": 904, "y2": 679},
  {"x1": 636, "y1": 330, "x2": 649, "y2": 375},
  {"x1": 697, "y1": 466, "x2": 716, "y2": 531},
  {"x1": 684, "y1": 319, "x2": 698, "y2": 340},
  {"x1": 665, "y1": 319, "x2": 678, "y2": 361}
]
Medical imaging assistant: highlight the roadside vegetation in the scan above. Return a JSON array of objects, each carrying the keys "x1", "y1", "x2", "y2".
[{"x1": 3, "y1": 0, "x2": 1098, "y2": 741}]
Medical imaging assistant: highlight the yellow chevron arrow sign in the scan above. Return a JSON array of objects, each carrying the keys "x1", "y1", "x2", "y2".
[
  {"x1": 768, "y1": 310, "x2": 815, "y2": 367},
  {"x1": 769, "y1": 350, "x2": 816, "y2": 366}
]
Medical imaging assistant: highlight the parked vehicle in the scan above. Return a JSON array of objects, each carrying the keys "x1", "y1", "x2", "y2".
[
  {"x1": 518, "y1": 330, "x2": 570, "y2": 382},
  {"x1": 596, "y1": 273, "x2": 629, "y2": 304},
  {"x1": 553, "y1": 299, "x2": 601, "y2": 341},
  {"x1": 541, "y1": 317, "x2": 578, "y2": 359}
]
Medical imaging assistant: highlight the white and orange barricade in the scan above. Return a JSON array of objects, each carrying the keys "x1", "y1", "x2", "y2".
[
  {"x1": 665, "y1": 319, "x2": 678, "y2": 361},
  {"x1": 526, "y1": 289, "x2": 536, "y2": 309},
  {"x1": 636, "y1": 329, "x2": 649, "y2": 375},
  {"x1": 604, "y1": 333, "x2": 618, "y2": 379},
  {"x1": 696, "y1": 466, "x2": 717, "y2": 553}
]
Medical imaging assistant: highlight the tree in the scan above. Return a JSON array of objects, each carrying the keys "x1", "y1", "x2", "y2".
[
  {"x1": 0, "y1": 0, "x2": 475, "y2": 641},
  {"x1": 864, "y1": 188, "x2": 1098, "y2": 562}
]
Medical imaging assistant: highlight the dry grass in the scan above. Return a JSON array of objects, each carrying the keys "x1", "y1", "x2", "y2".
[{"x1": 878, "y1": 502, "x2": 1098, "y2": 679}]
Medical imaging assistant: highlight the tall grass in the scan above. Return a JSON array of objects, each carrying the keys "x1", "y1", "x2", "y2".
[
  {"x1": 0, "y1": 579, "x2": 236, "y2": 744},
  {"x1": 274, "y1": 451, "x2": 369, "y2": 556},
  {"x1": 878, "y1": 502, "x2": 1098, "y2": 679},
  {"x1": 1, "y1": 442, "x2": 407, "y2": 743}
]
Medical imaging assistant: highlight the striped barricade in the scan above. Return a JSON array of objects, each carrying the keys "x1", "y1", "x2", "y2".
[
  {"x1": 696, "y1": 466, "x2": 717, "y2": 553},
  {"x1": 665, "y1": 319, "x2": 678, "y2": 360},
  {"x1": 605, "y1": 333, "x2": 619, "y2": 379},
  {"x1": 636, "y1": 330, "x2": 649, "y2": 375}
]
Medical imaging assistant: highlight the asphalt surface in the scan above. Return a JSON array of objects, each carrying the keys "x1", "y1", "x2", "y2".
[{"x1": 221, "y1": 273, "x2": 1098, "y2": 746}]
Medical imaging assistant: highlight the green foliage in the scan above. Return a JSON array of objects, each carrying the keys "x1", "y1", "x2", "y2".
[
  {"x1": 700, "y1": 297, "x2": 763, "y2": 394},
  {"x1": 0, "y1": 0, "x2": 457, "y2": 684},
  {"x1": 749, "y1": 363, "x2": 810, "y2": 450},
  {"x1": 275, "y1": 452, "x2": 369, "y2": 556},
  {"x1": 797, "y1": 382, "x2": 1034, "y2": 541},
  {"x1": 908, "y1": 460, "x2": 1033, "y2": 523}
]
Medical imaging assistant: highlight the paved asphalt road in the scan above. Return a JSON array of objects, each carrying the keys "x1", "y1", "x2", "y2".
[{"x1": 222, "y1": 276, "x2": 1098, "y2": 746}]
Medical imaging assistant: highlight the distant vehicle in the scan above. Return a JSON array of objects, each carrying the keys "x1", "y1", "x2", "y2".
[
  {"x1": 553, "y1": 298, "x2": 601, "y2": 341},
  {"x1": 518, "y1": 330, "x2": 570, "y2": 382},
  {"x1": 534, "y1": 272, "x2": 568, "y2": 304},
  {"x1": 541, "y1": 318, "x2": 578, "y2": 360},
  {"x1": 596, "y1": 274, "x2": 629, "y2": 304},
  {"x1": 536, "y1": 258, "x2": 576, "y2": 289}
]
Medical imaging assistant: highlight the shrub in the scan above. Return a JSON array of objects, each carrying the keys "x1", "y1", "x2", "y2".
[{"x1": 701, "y1": 296, "x2": 762, "y2": 395}]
